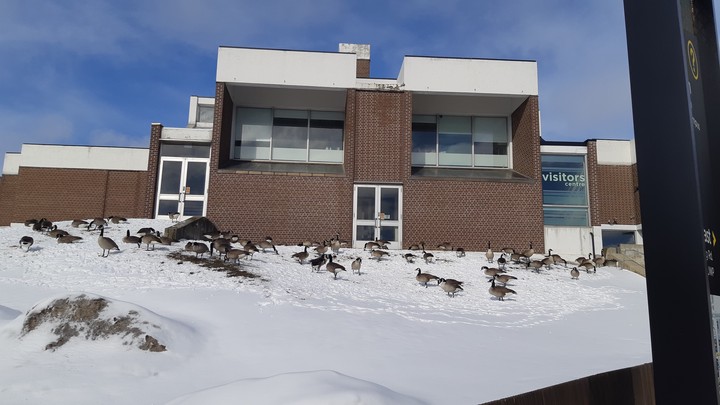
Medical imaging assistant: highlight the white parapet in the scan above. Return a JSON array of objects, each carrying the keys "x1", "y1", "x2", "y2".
[
  {"x1": 217, "y1": 46, "x2": 358, "y2": 89},
  {"x1": 596, "y1": 139, "x2": 636, "y2": 165},
  {"x1": 160, "y1": 128, "x2": 212, "y2": 142},
  {"x1": 4, "y1": 144, "x2": 149, "y2": 174},
  {"x1": 399, "y1": 56, "x2": 538, "y2": 96}
]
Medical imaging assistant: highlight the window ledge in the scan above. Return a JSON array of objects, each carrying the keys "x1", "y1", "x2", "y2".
[
  {"x1": 218, "y1": 160, "x2": 345, "y2": 176},
  {"x1": 410, "y1": 166, "x2": 534, "y2": 183}
]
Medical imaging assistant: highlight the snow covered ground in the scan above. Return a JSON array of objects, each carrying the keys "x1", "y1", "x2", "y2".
[{"x1": 0, "y1": 218, "x2": 652, "y2": 404}]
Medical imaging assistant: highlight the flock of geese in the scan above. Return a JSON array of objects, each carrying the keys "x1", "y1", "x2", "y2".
[{"x1": 17, "y1": 220, "x2": 618, "y2": 301}]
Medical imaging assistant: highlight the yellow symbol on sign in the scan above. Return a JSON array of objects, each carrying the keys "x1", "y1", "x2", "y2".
[
  {"x1": 714, "y1": 231, "x2": 717, "y2": 247},
  {"x1": 688, "y1": 40, "x2": 699, "y2": 80}
]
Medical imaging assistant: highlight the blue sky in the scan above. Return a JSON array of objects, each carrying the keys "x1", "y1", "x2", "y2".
[{"x1": 0, "y1": 0, "x2": 697, "y2": 172}]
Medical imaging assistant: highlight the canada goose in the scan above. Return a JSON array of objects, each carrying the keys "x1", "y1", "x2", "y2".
[
  {"x1": 123, "y1": 230, "x2": 142, "y2": 248},
  {"x1": 497, "y1": 253, "x2": 507, "y2": 269},
  {"x1": 415, "y1": 268, "x2": 439, "y2": 288},
  {"x1": 375, "y1": 237, "x2": 390, "y2": 246},
  {"x1": 541, "y1": 257, "x2": 554, "y2": 269},
  {"x1": 108, "y1": 216, "x2": 127, "y2": 224},
  {"x1": 494, "y1": 273, "x2": 518, "y2": 286},
  {"x1": 604, "y1": 258, "x2": 619, "y2": 267},
  {"x1": 184, "y1": 241, "x2": 194, "y2": 251},
  {"x1": 521, "y1": 242, "x2": 534, "y2": 260},
  {"x1": 48, "y1": 226, "x2": 69, "y2": 238},
  {"x1": 546, "y1": 249, "x2": 567, "y2": 266},
  {"x1": 225, "y1": 249, "x2": 249, "y2": 263},
  {"x1": 257, "y1": 238, "x2": 278, "y2": 254},
  {"x1": 192, "y1": 242, "x2": 209, "y2": 258},
  {"x1": 370, "y1": 250, "x2": 389, "y2": 261},
  {"x1": 90, "y1": 217, "x2": 108, "y2": 230},
  {"x1": 141, "y1": 232, "x2": 162, "y2": 251},
  {"x1": 212, "y1": 242, "x2": 232, "y2": 259},
  {"x1": 330, "y1": 239, "x2": 341, "y2": 254},
  {"x1": 501, "y1": 247, "x2": 516, "y2": 255},
  {"x1": 314, "y1": 244, "x2": 330, "y2": 255},
  {"x1": 423, "y1": 250, "x2": 434, "y2": 264},
  {"x1": 579, "y1": 262, "x2": 596, "y2": 273},
  {"x1": 408, "y1": 242, "x2": 423, "y2": 251},
  {"x1": 482, "y1": 266, "x2": 506, "y2": 278},
  {"x1": 571, "y1": 267, "x2": 580, "y2": 280},
  {"x1": 56, "y1": 234, "x2": 82, "y2": 244},
  {"x1": 510, "y1": 253, "x2": 524, "y2": 264},
  {"x1": 325, "y1": 255, "x2": 346, "y2": 279},
  {"x1": 136, "y1": 227, "x2": 156, "y2": 236},
  {"x1": 526, "y1": 260, "x2": 544, "y2": 272},
  {"x1": 24, "y1": 219, "x2": 38, "y2": 227},
  {"x1": 439, "y1": 278, "x2": 464, "y2": 297},
  {"x1": 437, "y1": 242, "x2": 452, "y2": 251},
  {"x1": 210, "y1": 238, "x2": 231, "y2": 256},
  {"x1": 168, "y1": 211, "x2": 180, "y2": 222},
  {"x1": 243, "y1": 243, "x2": 259, "y2": 259},
  {"x1": 485, "y1": 242, "x2": 494, "y2": 262},
  {"x1": 156, "y1": 231, "x2": 174, "y2": 246},
  {"x1": 351, "y1": 258, "x2": 362, "y2": 275},
  {"x1": 404, "y1": 253, "x2": 417, "y2": 263},
  {"x1": 291, "y1": 246, "x2": 309, "y2": 264},
  {"x1": 488, "y1": 276, "x2": 517, "y2": 301},
  {"x1": 592, "y1": 254, "x2": 606, "y2": 267},
  {"x1": 36, "y1": 218, "x2": 53, "y2": 232},
  {"x1": 97, "y1": 225, "x2": 119, "y2": 257},
  {"x1": 310, "y1": 254, "x2": 327, "y2": 272},
  {"x1": 19, "y1": 236, "x2": 34, "y2": 252},
  {"x1": 71, "y1": 219, "x2": 89, "y2": 228},
  {"x1": 455, "y1": 247, "x2": 466, "y2": 258},
  {"x1": 32, "y1": 220, "x2": 43, "y2": 232},
  {"x1": 364, "y1": 241, "x2": 380, "y2": 251},
  {"x1": 575, "y1": 255, "x2": 589, "y2": 265}
]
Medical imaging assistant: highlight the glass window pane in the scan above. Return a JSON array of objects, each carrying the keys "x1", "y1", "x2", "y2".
[
  {"x1": 473, "y1": 117, "x2": 508, "y2": 168},
  {"x1": 412, "y1": 121, "x2": 437, "y2": 166},
  {"x1": 236, "y1": 108, "x2": 272, "y2": 160},
  {"x1": 356, "y1": 187, "x2": 376, "y2": 220},
  {"x1": 356, "y1": 225, "x2": 376, "y2": 241},
  {"x1": 158, "y1": 200, "x2": 179, "y2": 217},
  {"x1": 309, "y1": 113, "x2": 344, "y2": 163},
  {"x1": 197, "y1": 105, "x2": 214, "y2": 123},
  {"x1": 380, "y1": 188, "x2": 399, "y2": 220},
  {"x1": 159, "y1": 161, "x2": 182, "y2": 194},
  {"x1": 272, "y1": 115, "x2": 308, "y2": 161},
  {"x1": 438, "y1": 133, "x2": 472, "y2": 166},
  {"x1": 542, "y1": 154, "x2": 588, "y2": 205},
  {"x1": 183, "y1": 201, "x2": 204, "y2": 217},
  {"x1": 602, "y1": 230, "x2": 636, "y2": 249},
  {"x1": 380, "y1": 226, "x2": 398, "y2": 242},
  {"x1": 438, "y1": 116, "x2": 471, "y2": 166},
  {"x1": 543, "y1": 207, "x2": 589, "y2": 226},
  {"x1": 185, "y1": 162, "x2": 207, "y2": 196}
]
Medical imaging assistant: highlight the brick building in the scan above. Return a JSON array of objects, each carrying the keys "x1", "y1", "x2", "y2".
[{"x1": 0, "y1": 43, "x2": 640, "y2": 257}]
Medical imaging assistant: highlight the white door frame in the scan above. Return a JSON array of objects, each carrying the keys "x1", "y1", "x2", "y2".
[
  {"x1": 155, "y1": 157, "x2": 210, "y2": 220},
  {"x1": 352, "y1": 184, "x2": 403, "y2": 249}
]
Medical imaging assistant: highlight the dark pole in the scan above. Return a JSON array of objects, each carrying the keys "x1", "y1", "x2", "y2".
[
  {"x1": 589, "y1": 231, "x2": 595, "y2": 259},
  {"x1": 624, "y1": 0, "x2": 720, "y2": 403}
]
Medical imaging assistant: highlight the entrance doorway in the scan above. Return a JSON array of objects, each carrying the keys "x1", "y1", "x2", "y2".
[
  {"x1": 155, "y1": 158, "x2": 209, "y2": 220},
  {"x1": 353, "y1": 184, "x2": 402, "y2": 249}
]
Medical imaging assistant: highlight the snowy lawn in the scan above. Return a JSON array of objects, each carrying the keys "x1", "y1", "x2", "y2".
[{"x1": 0, "y1": 219, "x2": 652, "y2": 404}]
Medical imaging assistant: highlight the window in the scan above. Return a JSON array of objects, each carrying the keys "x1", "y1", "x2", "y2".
[
  {"x1": 411, "y1": 115, "x2": 509, "y2": 168},
  {"x1": 197, "y1": 105, "x2": 214, "y2": 123},
  {"x1": 541, "y1": 154, "x2": 589, "y2": 226},
  {"x1": 234, "y1": 108, "x2": 344, "y2": 163}
]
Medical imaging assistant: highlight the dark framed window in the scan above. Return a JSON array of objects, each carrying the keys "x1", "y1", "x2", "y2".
[
  {"x1": 234, "y1": 108, "x2": 344, "y2": 163},
  {"x1": 411, "y1": 115, "x2": 509, "y2": 168}
]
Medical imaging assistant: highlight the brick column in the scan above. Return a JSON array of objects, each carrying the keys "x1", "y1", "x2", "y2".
[{"x1": 142, "y1": 123, "x2": 163, "y2": 218}]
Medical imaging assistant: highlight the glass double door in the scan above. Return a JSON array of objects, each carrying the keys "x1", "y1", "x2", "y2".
[
  {"x1": 353, "y1": 185, "x2": 402, "y2": 249},
  {"x1": 155, "y1": 158, "x2": 209, "y2": 220}
]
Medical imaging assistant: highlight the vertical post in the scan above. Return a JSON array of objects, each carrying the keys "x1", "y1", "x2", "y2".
[{"x1": 624, "y1": 0, "x2": 720, "y2": 403}]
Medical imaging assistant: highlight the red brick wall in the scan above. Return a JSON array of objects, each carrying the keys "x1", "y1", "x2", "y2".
[
  {"x1": 595, "y1": 164, "x2": 641, "y2": 225},
  {"x1": 512, "y1": 97, "x2": 541, "y2": 179},
  {"x1": 586, "y1": 141, "x2": 601, "y2": 226},
  {"x1": 4, "y1": 167, "x2": 148, "y2": 224},
  {"x1": 142, "y1": 124, "x2": 162, "y2": 218},
  {"x1": 0, "y1": 175, "x2": 19, "y2": 226},
  {"x1": 356, "y1": 60, "x2": 370, "y2": 78},
  {"x1": 353, "y1": 90, "x2": 411, "y2": 183}
]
